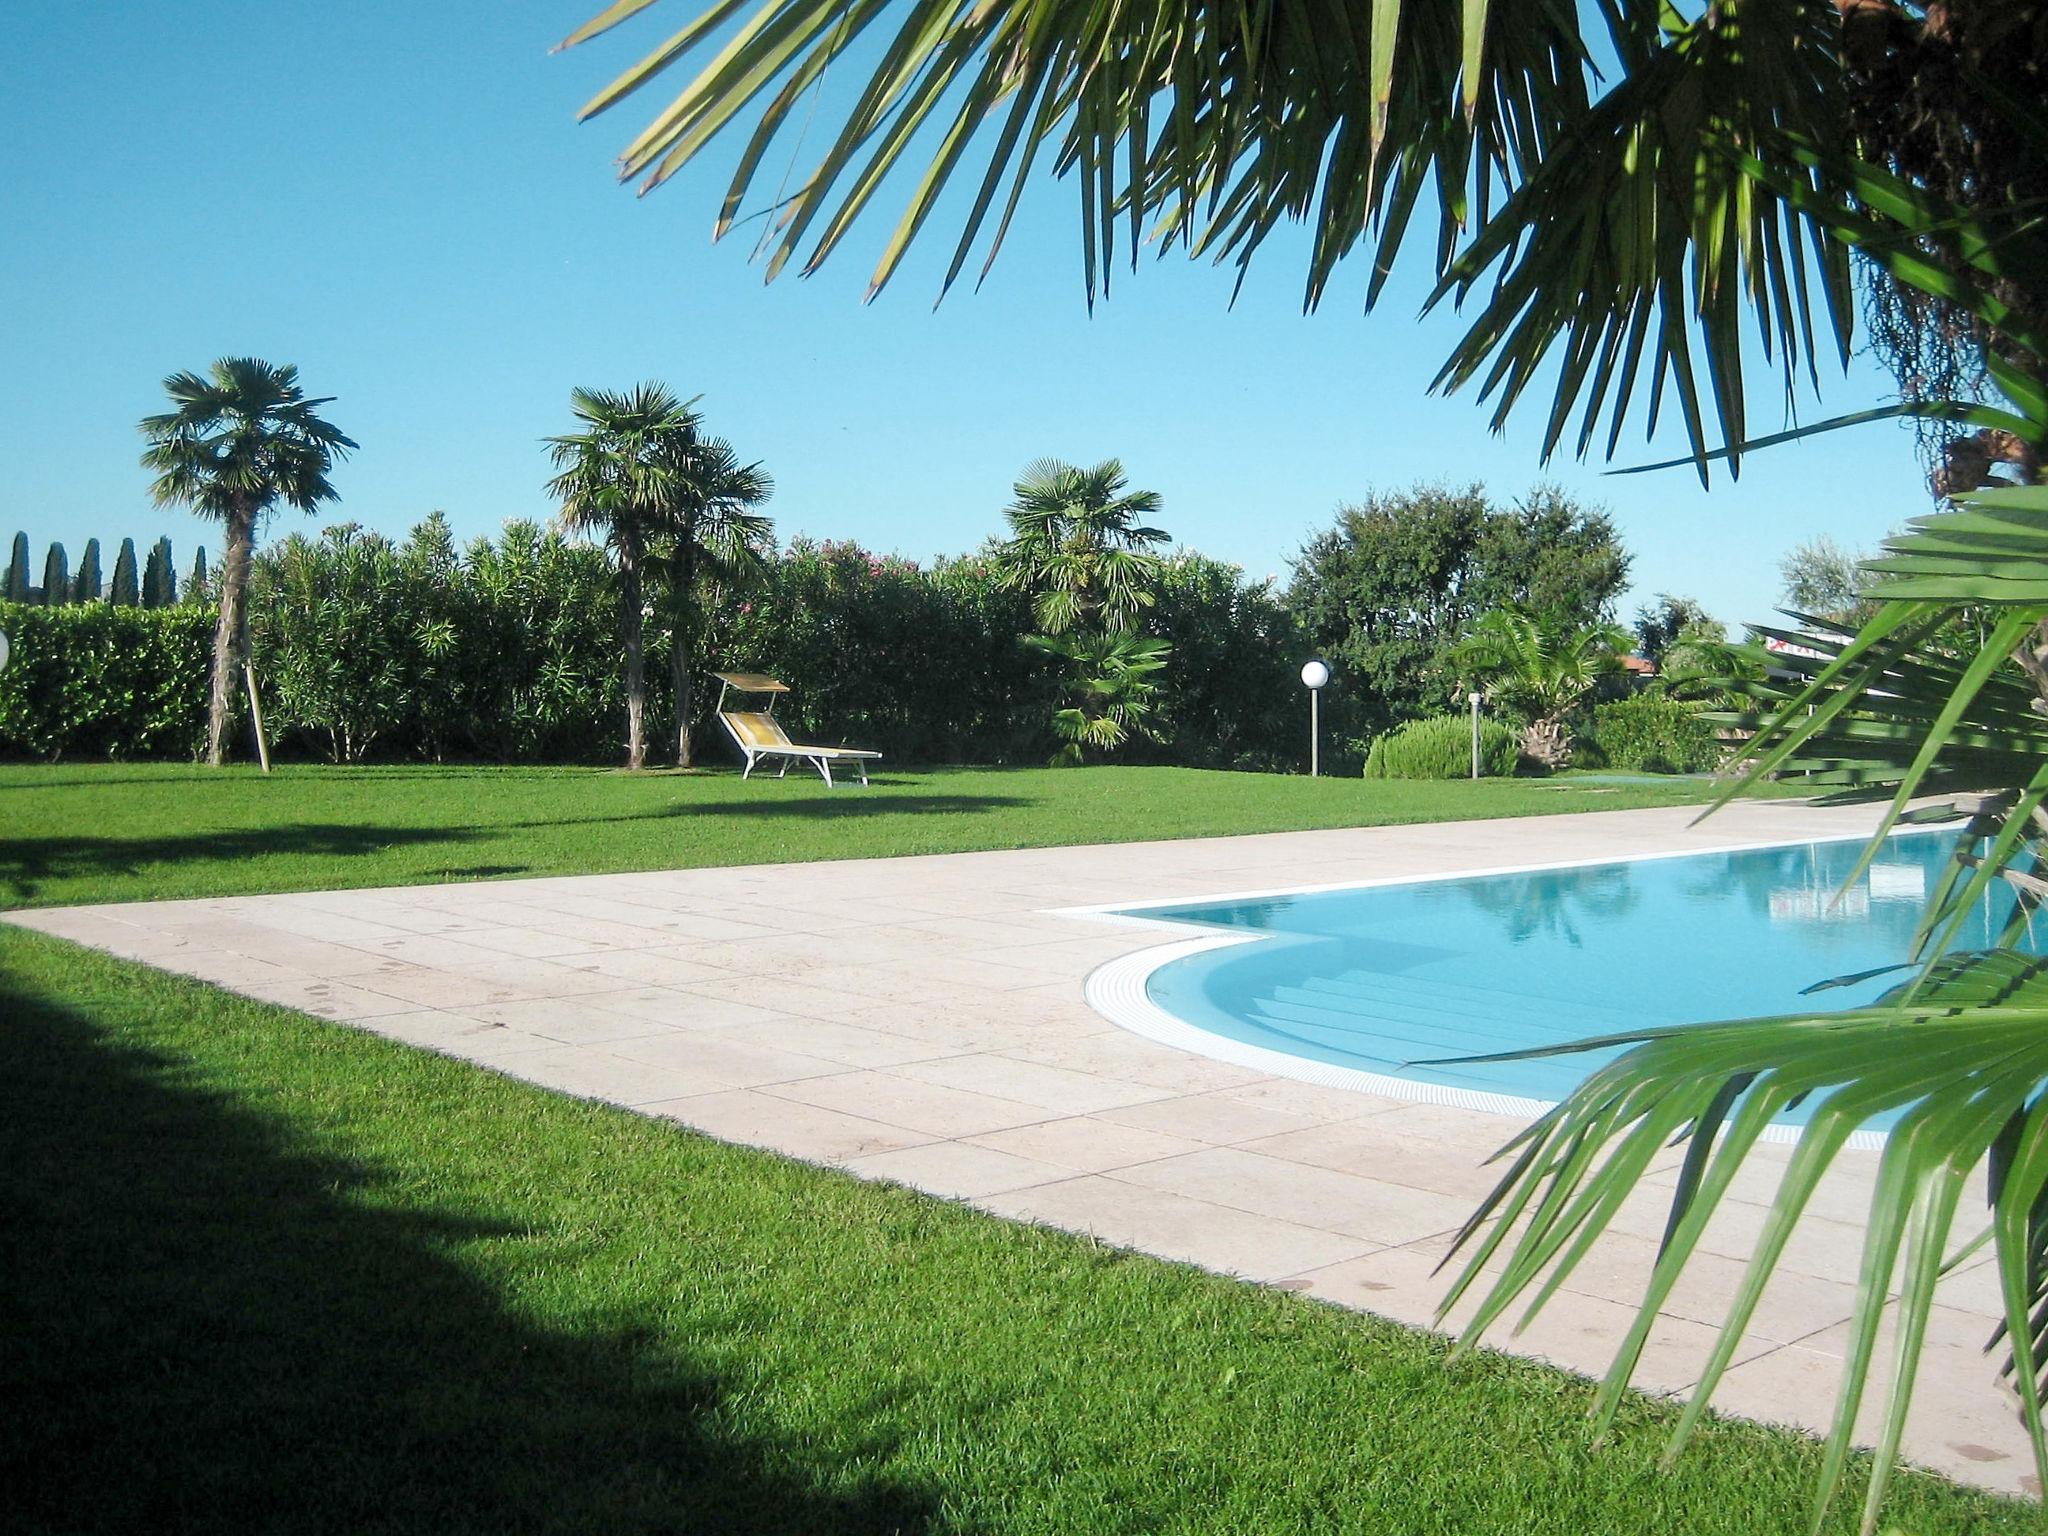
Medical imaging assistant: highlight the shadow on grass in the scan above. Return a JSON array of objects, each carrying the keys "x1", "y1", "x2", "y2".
[
  {"x1": 0, "y1": 793, "x2": 1031, "y2": 902},
  {"x1": 0, "y1": 824, "x2": 493, "y2": 903},
  {"x1": 0, "y1": 971, "x2": 949, "y2": 1536}
]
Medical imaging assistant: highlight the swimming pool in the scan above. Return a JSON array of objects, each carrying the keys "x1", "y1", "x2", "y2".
[{"x1": 1084, "y1": 830, "x2": 2032, "y2": 1123}]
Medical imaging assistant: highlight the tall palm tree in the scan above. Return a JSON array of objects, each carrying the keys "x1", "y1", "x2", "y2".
[
  {"x1": 995, "y1": 458, "x2": 1167, "y2": 634},
  {"x1": 653, "y1": 435, "x2": 772, "y2": 767},
  {"x1": 1449, "y1": 607, "x2": 1630, "y2": 769},
  {"x1": 546, "y1": 383, "x2": 696, "y2": 770},
  {"x1": 140, "y1": 358, "x2": 355, "y2": 765},
  {"x1": 556, "y1": 3, "x2": 2048, "y2": 1525}
]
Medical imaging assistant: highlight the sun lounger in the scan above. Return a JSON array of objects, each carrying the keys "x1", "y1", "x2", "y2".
[{"x1": 712, "y1": 671, "x2": 882, "y2": 788}]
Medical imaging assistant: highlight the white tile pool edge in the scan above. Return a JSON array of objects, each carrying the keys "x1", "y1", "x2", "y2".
[{"x1": 1059, "y1": 826, "x2": 1928, "y2": 1152}]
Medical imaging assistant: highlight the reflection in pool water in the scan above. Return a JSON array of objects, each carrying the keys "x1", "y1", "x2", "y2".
[{"x1": 1115, "y1": 831, "x2": 2032, "y2": 1117}]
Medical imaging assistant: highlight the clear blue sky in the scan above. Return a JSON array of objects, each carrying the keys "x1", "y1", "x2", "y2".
[{"x1": 4, "y1": 0, "x2": 1931, "y2": 628}]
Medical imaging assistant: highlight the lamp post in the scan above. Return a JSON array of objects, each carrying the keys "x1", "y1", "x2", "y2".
[
  {"x1": 1301, "y1": 658, "x2": 1330, "y2": 776},
  {"x1": 1469, "y1": 691, "x2": 1483, "y2": 780}
]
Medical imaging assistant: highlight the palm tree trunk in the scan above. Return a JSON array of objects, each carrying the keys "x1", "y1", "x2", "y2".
[
  {"x1": 205, "y1": 502, "x2": 256, "y2": 766},
  {"x1": 620, "y1": 537, "x2": 646, "y2": 770}
]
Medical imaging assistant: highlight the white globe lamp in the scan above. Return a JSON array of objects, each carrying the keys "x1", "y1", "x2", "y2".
[{"x1": 1300, "y1": 658, "x2": 1331, "y2": 776}]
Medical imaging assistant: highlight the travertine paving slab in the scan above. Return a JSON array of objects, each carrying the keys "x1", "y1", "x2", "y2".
[{"x1": 10, "y1": 797, "x2": 2035, "y2": 1498}]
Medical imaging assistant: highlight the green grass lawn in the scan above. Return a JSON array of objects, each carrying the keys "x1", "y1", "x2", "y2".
[
  {"x1": 0, "y1": 761, "x2": 1768, "y2": 909},
  {"x1": 2, "y1": 925, "x2": 2027, "y2": 1536}
]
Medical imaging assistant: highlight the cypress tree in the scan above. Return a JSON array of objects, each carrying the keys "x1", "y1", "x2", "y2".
[
  {"x1": 110, "y1": 538, "x2": 140, "y2": 606},
  {"x1": 72, "y1": 538, "x2": 103, "y2": 602},
  {"x1": 146, "y1": 536, "x2": 176, "y2": 606},
  {"x1": 40, "y1": 542, "x2": 69, "y2": 606},
  {"x1": 186, "y1": 546, "x2": 209, "y2": 601},
  {"x1": 3, "y1": 532, "x2": 28, "y2": 603},
  {"x1": 140, "y1": 539, "x2": 165, "y2": 607}
]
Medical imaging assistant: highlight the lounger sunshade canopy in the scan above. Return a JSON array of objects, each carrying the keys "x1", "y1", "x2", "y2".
[{"x1": 709, "y1": 671, "x2": 790, "y2": 694}]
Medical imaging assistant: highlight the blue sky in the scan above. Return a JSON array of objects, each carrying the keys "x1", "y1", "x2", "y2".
[{"x1": 4, "y1": 1, "x2": 1932, "y2": 627}]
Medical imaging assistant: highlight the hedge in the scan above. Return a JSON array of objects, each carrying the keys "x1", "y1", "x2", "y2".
[
  {"x1": 0, "y1": 602, "x2": 213, "y2": 761},
  {"x1": 1578, "y1": 695, "x2": 1722, "y2": 774},
  {"x1": 1363, "y1": 713, "x2": 1520, "y2": 779},
  {"x1": 0, "y1": 518, "x2": 1308, "y2": 769}
]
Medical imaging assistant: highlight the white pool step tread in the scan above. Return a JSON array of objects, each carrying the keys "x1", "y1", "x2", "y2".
[
  {"x1": 1238, "y1": 966, "x2": 1642, "y2": 1096},
  {"x1": 1308, "y1": 968, "x2": 1653, "y2": 1030}
]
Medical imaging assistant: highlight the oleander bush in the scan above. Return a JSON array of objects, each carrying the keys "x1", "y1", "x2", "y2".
[
  {"x1": 0, "y1": 602, "x2": 213, "y2": 760},
  {"x1": 1363, "y1": 712, "x2": 1520, "y2": 780},
  {"x1": 1576, "y1": 695, "x2": 1722, "y2": 774},
  {"x1": 1, "y1": 518, "x2": 1309, "y2": 768}
]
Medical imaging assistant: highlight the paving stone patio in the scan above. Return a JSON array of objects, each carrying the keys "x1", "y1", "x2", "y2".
[{"x1": 8, "y1": 798, "x2": 2033, "y2": 1499}]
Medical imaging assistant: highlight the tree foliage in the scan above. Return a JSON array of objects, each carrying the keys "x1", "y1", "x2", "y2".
[
  {"x1": 38, "y1": 542, "x2": 68, "y2": 608},
  {"x1": 139, "y1": 357, "x2": 356, "y2": 765},
  {"x1": 1778, "y1": 533, "x2": 1874, "y2": 623},
  {"x1": 109, "y1": 538, "x2": 139, "y2": 607},
  {"x1": 1287, "y1": 483, "x2": 1629, "y2": 740},
  {"x1": 4, "y1": 533, "x2": 29, "y2": 604},
  {"x1": 996, "y1": 458, "x2": 1172, "y2": 764}
]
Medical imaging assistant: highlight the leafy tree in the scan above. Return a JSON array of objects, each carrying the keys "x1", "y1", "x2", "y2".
[
  {"x1": 139, "y1": 358, "x2": 355, "y2": 765},
  {"x1": 1464, "y1": 487, "x2": 1631, "y2": 621},
  {"x1": 1778, "y1": 534, "x2": 1873, "y2": 622},
  {"x1": 184, "y1": 545, "x2": 208, "y2": 603},
  {"x1": 996, "y1": 458, "x2": 1171, "y2": 763},
  {"x1": 250, "y1": 524, "x2": 409, "y2": 762},
  {"x1": 1631, "y1": 595, "x2": 1717, "y2": 664},
  {"x1": 1136, "y1": 553, "x2": 1302, "y2": 772},
  {"x1": 546, "y1": 382, "x2": 695, "y2": 769},
  {"x1": 1448, "y1": 606, "x2": 1629, "y2": 769},
  {"x1": 651, "y1": 431, "x2": 773, "y2": 768},
  {"x1": 71, "y1": 539, "x2": 102, "y2": 603},
  {"x1": 39, "y1": 542, "x2": 68, "y2": 607},
  {"x1": 1288, "y1": 483, "x2": 1629, "y2": 738},
  {"x1": 109, "y1": 538, "x2": 139, "y2": 606},
  {"x1": 4, "y1": 532, "x2": 29, "y2": 603}
]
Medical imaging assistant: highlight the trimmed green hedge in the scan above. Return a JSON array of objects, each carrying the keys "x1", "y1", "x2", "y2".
[
  {"x1": 1579, "y1": 695, "x2": 1722, "y2": 774},
  {"x1": 0, "y1": 602, "x2": 213, "y2": 761},
  {"x1": 0, "y1": 520, "x2": 1308, "y2": 769},
  {"x1": 1364, "y1": 713, "x2": 1520, "y2": 779}
]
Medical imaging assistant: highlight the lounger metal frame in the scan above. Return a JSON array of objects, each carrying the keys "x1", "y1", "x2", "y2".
[{"x1": 713, "y1": 673, "x2": 881, "y2": 788}]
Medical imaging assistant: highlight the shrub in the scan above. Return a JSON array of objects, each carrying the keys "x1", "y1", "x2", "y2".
[
  {"x1": 1364, "y1": 712, "x2": 1520, "y2": 779},
  {"x1": 1133, "y1": 554, "x2": 1304, "y2": 772},
  {"x1": 1579, "y1": 695, "x2": 1722, "y2": 774},
  {"x1": 0, "y1": 602, "x2": 213, "y2": 760}
]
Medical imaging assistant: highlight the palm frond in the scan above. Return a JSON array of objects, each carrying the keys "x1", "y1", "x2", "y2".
[{"x1": 1440, "y1": 948, "x2": 2048, "y2": 1534}]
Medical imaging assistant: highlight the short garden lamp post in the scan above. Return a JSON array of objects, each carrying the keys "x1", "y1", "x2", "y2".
[
  {"x1": 1301, "y1": 658, "x2": 1331, "y2": 776},
  {"x1": 1469, "y1": 691, "x2": 1483, "y2": 780}
]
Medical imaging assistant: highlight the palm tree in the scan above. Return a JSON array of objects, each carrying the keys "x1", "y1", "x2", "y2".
[
  {"x1": 546, "y1": 383, "x2": 695, "y2": 770},
  {"x1": 1449, "y1": 607, "x2": 1630, "y2": 770},
  {"x1": 995, "y1": 459, "x2": 1171, "y2": 763},
  {"x1": 652, "y1": 435, "x2": 772, "y2": 767},
  {"x1": 995, "y1": 459, "x2": 1167, "y2": 634},
  {"x1": 555, "y1": 3, "x2": 2048, "y2": 1523},
  {"x1": 1023, "y1": 629, "x2": 1171, "y2": 766},
  {"x1": 140, "y1": 358, "x2": 355, "y2": 765}
]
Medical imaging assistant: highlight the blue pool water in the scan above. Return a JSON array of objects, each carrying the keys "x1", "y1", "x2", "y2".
[{"x1": 1122, "y1": 831, "x2": 2033, "y2": 1111}]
